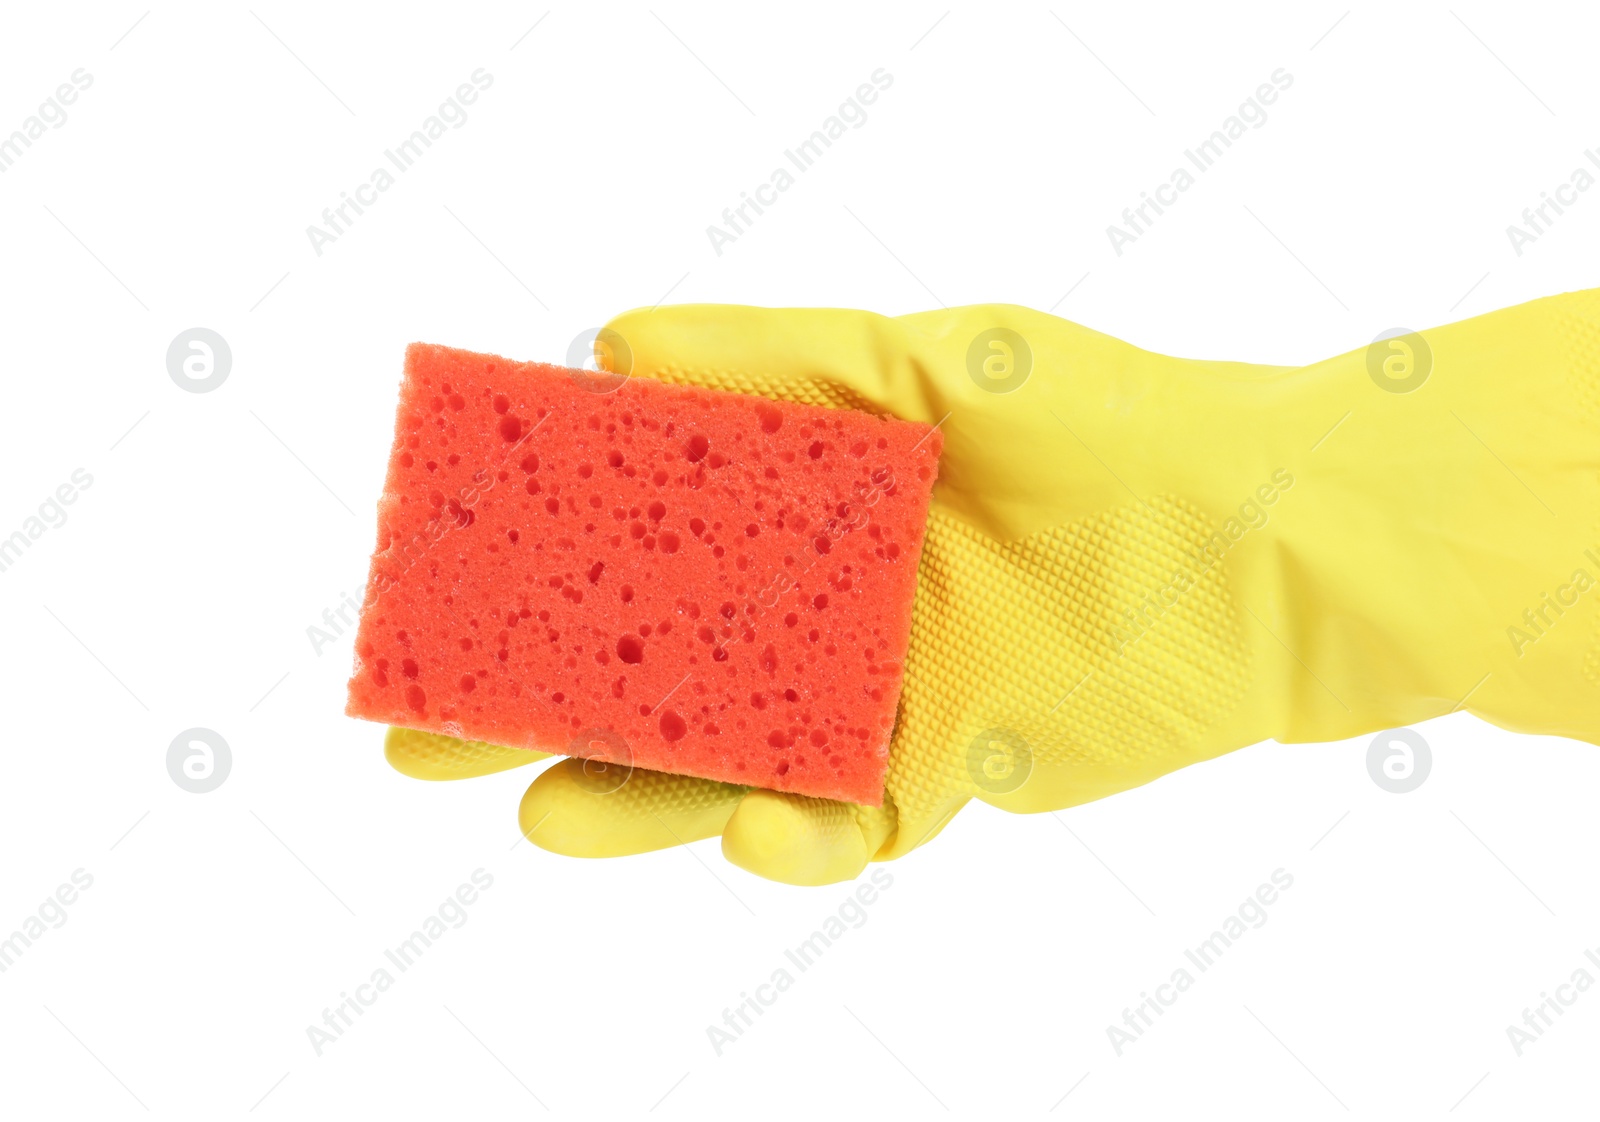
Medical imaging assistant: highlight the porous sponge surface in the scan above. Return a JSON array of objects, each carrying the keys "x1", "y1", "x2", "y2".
[{"x1": 346, "y1": 344, "x2": 942, "y2": 805}]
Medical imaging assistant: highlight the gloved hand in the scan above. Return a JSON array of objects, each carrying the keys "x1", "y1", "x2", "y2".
[{"x1": 387, "y1": 289, "x2": 1600, "y2": 884}]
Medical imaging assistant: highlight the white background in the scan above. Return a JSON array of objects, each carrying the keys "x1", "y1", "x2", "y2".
[{"x1": 1, "y1": 2, "x2": 1597, "y2": 1117}]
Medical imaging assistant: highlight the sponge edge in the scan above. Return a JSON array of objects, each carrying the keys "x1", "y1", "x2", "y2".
[{"x1": 346, "y1": 343, "x2": 942, "y2": 806}]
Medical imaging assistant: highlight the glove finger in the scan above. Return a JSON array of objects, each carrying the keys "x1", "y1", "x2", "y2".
[
  {"x1": 518, "y1": 758, "x2": 745, "y2": 857},
  {"x1": 384, "y1": 726, "x2": 550, "y2": 781},
  {"x1": 601, "y1": 303, "x2": 1100, "y2": 539},
  {"x1": 721, "y1": 791, "x2": 898, "y2": 886},
  {"x1": 602, "y1": 304, "x2": 944, "y2": 422}
]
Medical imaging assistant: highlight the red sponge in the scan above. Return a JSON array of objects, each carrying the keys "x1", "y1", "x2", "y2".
[{"x1": 346, "y1": 344, "x2": 941, "y2": 805}]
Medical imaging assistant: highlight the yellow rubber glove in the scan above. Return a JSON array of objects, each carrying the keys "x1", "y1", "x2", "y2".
[{"x1": 386, "y1": 289, "x2": 1600, "y2": 884}]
